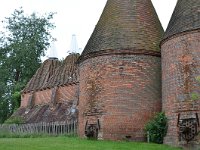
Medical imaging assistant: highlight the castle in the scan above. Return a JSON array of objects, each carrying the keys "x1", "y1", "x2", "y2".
[{"x1": 13, "y1": 0, "x2": 200, "y2": 147}]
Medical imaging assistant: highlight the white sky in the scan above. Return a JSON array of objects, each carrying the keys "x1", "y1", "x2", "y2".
[{"x1": 0, "y1": 0, "x2": 177, "y2": 60}]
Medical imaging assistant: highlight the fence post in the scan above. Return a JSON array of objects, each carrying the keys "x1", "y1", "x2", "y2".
[{"x1": 147, "y1": 131, "x2": 150, "y2": 143}]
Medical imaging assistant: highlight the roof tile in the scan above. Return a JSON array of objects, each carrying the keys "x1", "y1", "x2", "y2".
[
  {"x1": 81, "y1": 0, "x2": 164, "y2": 58},
  {"x1": 163, "y1": 0, "x2": 200, "y2": 40}
]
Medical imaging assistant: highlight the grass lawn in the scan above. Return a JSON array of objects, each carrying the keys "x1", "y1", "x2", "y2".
[{"x1": 0, "y1": 137, "x2": 181, "y2": 150}]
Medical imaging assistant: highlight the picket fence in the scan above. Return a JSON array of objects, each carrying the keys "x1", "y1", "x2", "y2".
[{"x1": 0, "y1": 120, "x2": 77, "y2": 135}]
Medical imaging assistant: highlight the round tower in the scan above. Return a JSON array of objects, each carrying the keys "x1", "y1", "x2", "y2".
[
  {"x1": 78, "y1": 0, "x2": 163, "y2": 141},
  {"x1": 161, "y1": 0, "x2": 200, "y2": 146}
]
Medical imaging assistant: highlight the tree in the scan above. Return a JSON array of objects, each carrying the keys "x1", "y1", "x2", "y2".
[
  {"x1": 0, "y1": 8, "x2": 55, "y2": 123},
  {"x1": 0, "y1": 82, "x2": 10, "y2": 123}
]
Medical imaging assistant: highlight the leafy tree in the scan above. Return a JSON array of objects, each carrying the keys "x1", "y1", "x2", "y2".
[
  {"x1": 0, "y1": 82, "x2": 10, "y2": 123},
  {"x1": 0, "y1": 8, "x2": 55, "y2": 123}
]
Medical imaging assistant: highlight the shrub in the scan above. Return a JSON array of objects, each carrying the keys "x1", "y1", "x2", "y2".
[
  {"x1": 11, "y1": 91, "x2": 21, "y2": 111},
  {"x1": 145, "y1": 112, "x2": 168, "y2": 144}
]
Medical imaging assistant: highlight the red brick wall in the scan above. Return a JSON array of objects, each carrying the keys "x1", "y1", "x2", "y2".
[
  {"x1": 78, "y1": 54, "x2": 161, "y2": 141},
  {"x1": 21, "y1": 93, "x2": 32, "y2": 108},
  {"x1": 34, "y1": 89, "x2": 52, "y2": 105},
  {"x1": 57, "y1": 85, "x2": 78, "y2": 103},
  {"x1": 21, "y1": 84, "x2": 78, "y2": 108},
  {"x1": 161, "y1": 31, "x2": 200, "y2": 146}
]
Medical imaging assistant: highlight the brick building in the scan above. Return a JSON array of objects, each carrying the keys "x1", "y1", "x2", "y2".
[
  {"x1": 13, "y1": 0, "x2": 200, "y2": 147},
  {"x1": 78, "y1": 0, "x2": 163, "y2": 141},
  {"x1": 161, "y1": 0, "x2": 200, "y2": 146},
  {"x1": 14, "y1": 54, "x2": 79, "y2": 123}
]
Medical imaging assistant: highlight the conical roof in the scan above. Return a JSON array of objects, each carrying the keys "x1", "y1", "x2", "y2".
[
  {"x1": 44, "y1": 53, "x2": 80, "y2": 88},
  {"x1": 23, "y1": 58, "x2": 60, "y2": 93},
  {"x1": 81, "y1": 0, "x2": 163, "y2": 60},
  {"x1": 163, "y1": 0, "x2": 200, "y2": 40}
]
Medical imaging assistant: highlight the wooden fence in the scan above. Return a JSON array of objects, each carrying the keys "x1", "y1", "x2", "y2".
[{"x1": 0, "y1": 120, "x2": 77, "y2": 136}]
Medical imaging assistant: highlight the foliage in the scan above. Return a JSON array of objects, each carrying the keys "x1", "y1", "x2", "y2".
[
  {"x1": 191, "y1": 92, "x2": 199, "y2": 101},
  {"x1": 1, "y1": 8, "x2": 55, "y2": 82},
  {"x1": 0, "y1": 8, "x2": 55, "y2": 123},
  {"x1": 0, "y1": 137, "x2": 181, "y2": 150},
  {"x1": 11, "y1": 91, "x2": 21, "y2": 111},
  {"x1": 145, "y1": 112, "x2": 168, "y2": 144},
  {"x1": 189, "y1": 76, "x2": 200, "y2": 101},
  {"x1": 195, "y1": 76, "x2": 200, "y2": 83},
  {"x1": 4, "y1": 116, "x2": 25, "y2": 125},
  {"x1": 0, "y1": 94, "x2": 10, "y2": 124},
  {"x1": 0, "y1": 81, "x2": 11, "y2": 123}
]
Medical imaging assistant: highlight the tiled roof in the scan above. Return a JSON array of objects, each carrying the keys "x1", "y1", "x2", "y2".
[
  {"x1": 45, "y1": 53, "x2": 79, "y2": 88},
  {"x1": 23, "y1": 53, "x2": 79, "y2": 93},
  {"x1": 23, "y1": 58, "x2": 60, "y2": 93},
  {"x1": 81, "y1": 0, "x2": 164, "y2": 59},
  {"x1": 163, "y1": 0, "x2": 200, "y2": 40}
]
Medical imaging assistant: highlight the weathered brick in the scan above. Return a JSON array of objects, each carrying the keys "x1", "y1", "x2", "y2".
[
  {"x1": 20, "y1": 84, "x2": 78, "y2": 107},
  {"x1": 161, "y1": 31, "x2": 200, "y2": 146},
  {"x1": 78, "y1": 54, "x2": 161, "y2": 141}
]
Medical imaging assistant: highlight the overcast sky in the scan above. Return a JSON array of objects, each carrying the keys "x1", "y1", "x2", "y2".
[{"x1": 0, "y1": 0, "x2": 177, "y2": 60}]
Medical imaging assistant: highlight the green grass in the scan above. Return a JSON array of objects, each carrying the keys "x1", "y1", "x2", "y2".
[{"x1": 0, "y1": 137, "x2": 181, "y2": 150}]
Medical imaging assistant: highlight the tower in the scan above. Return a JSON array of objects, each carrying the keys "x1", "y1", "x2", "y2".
[
  {"x1": 78, "y1": 0, "x2": 163, "y2": 141},
  {"x1": 161, "y1": 0, "x2": 200, "y2": 146}
]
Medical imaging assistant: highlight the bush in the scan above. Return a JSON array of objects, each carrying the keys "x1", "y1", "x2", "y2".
[
  {"x1": 145, "y1": 112, "x2": 168, "y2": 144},
  {"x1": 11, "y1": 91, "x2": 21, "y2": 111}
]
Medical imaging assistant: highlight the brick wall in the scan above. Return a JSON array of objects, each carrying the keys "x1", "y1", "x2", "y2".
[
  {"x1": 78, "y1": 54, "x2": 161, "y2": 141},
  {"x1": 21, "y1": 93, "x2": 32, "y2": 108},
  {"x1": 57, "y1": 85, "x2": 78, "y2": 103},
  {"x1": 161, "y1": 31, "x2": 200, "y2": 146},
  {"x1": 21, "y1": 84, "x2": 78, "y2": 108},
  {"x1": 34, "y1": 89, "x2": 52, "y2": 106}
]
